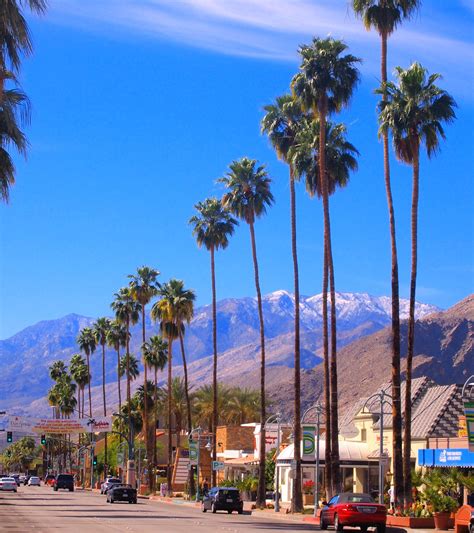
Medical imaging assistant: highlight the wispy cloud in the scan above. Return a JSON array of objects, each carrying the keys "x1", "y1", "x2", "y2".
[{"x1": 49, "y1": 0, "x2": 473, "y2": 95}]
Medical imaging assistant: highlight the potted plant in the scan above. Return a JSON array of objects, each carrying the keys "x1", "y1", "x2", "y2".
[
  {"x1": 426, "y1": 490, "x2": 458, "y2": 530},
  {"x1": 302, "y1": 480, "x2": 315, "y2": 506}
]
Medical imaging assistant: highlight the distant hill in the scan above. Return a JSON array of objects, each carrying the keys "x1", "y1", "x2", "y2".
[
  {"x1": 0, "y1": 291, "x2": 439, "y2": 411},
  {"x1": 268, "y1": 294, "x2": 474, "y2": 419}
]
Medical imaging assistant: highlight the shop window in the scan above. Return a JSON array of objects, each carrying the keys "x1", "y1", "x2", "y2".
[{"x1": 361, "y1": 428, "x2": 367, "y2": 442}]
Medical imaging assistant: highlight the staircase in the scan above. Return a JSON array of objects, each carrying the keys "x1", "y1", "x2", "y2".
[{"x1": 172, "y1": 448, "x2": 190, "y2": 491}]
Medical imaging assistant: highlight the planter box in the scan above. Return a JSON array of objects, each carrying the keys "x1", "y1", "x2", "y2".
[
  {"x1": 303, "y1": 493, "x2": 314, "y2": 506},
  {"x1": 387, "y1": 516, "x2": 435, "y2": 528}
]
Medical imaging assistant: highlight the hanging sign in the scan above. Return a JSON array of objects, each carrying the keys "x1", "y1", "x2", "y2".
[
  {"x1": 7, "y1": 415, "x2": 112, "y2": 434},
  {"x1": 189, "y1": 441, "x2": 198, "y2": 465},
  {"x1": 302, "y1": 425, "x2": 316, "y2": 460}
]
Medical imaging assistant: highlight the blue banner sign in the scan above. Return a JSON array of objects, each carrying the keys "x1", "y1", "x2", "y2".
[{"x1": 418, "y1": 448, "x2": 474, "y2": 467}]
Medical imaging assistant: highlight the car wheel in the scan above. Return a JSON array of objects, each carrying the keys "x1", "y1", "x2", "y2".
[
  {"x1": 320, "y1": 517, "x2": 328, "y2": 530},
  {"x1": 201, "y1": 503, "x2": 207, "y2": 513},
  {"x1": 334, "y1": 514, "x2": 344, "y2": 532},
  {"x1": 14, "y1": 489, "x2": 17, "y2": 493},
  {"x1": 377, "y1": 525, "x2": 386, "y2": 533},
  {"x1": 110, "y1": 498, "x2": 114, "y2": 504},
  {"x1": 69, "y1": 488, "x2": 74, "y2": 492},
  {"x1": 212, "y1": 503, "x2": 217, "y2": 514},
  {"x1": 360, "y1": 527, "x2": 368, "y2": 533},
  {"x1": 54, "y1": 487, "x2": 58, "y2": 491},
  {"x1": 227, "y1": 509, "x2": 232, "y2": 514},
  {"x1": 238, "y1": 509, "x2": 243, "y2": 515}
]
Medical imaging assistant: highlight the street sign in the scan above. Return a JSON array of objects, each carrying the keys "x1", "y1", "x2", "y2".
[{"x1": 212, "y1": 461, "x2": 224, "y2": 471}]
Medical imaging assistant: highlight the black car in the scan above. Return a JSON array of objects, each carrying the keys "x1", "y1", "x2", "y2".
[
  {"x1": 53, "y1": 473, "x2": 74, "y2": 492},
  {"x1": 201, "y1": 487, "x2": 243, "y2": 514},
  {"x1": 107, "y1": 484, "x2": 137, "y2": 504}
]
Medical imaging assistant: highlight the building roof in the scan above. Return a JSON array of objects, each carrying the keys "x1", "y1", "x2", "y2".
[{"x1": 277, "y1": 440, "x2": 371, "y2": 463}]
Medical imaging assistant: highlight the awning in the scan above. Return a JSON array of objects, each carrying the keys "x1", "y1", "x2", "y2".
[
  {"x1": 418, "y1": 448, "x2": 474, "y2": 468},
  {"x1": 277, "y1": 440, "x2": 372, "y2": 463}
]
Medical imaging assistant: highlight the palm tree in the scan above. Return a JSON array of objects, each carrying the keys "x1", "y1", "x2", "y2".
[
  {"x1": 106, "y1": 320, "x2": 127, "y2": 414},
  {"x1": 77, "y1": 327, "x2": 97, "y2": 418},
  {"x1": 111, "y1": 287, "x2": 140, "y2": 426},
  {"x1": 49, "y1": 360, "x2": 67, "y2": 381},
  {"x1": 119, "y1": 353, "x2": 140, "y2": 383},
  {"x1": 226, "y1": 388, "x2": 260, "y2": 425},
  {"x1": 93, "y1": 317, "x2": 112, "y2": 474},
  {"x1": 0, "y1": 0, "x2": 47, "y2": 97},
  {"x1": 352, "y1": 0, "x2": 420, "y2": 504},
  {"x1": 0, "y1": 76, "x2": 29, "y2": 202},
  {"x1": 220, "y1": 157, "x2": 274, "y2": 507},
  {"x1": 261, "y1": 93, "x2": 307, "y2": 511},
  {"x1": 150, "y1": 283, "x2": 182, "y2": 496},
  {"x1": 128, "y1": 266, "x2": 160, "y2": 490},
  {"x1": 70, "y1": 354, "x2": 86, "y2": 417},
  {"x1": 143, "y1": 335, "x2": 168, "y2": 471},
  {"x1": 159, "y1": 377, "x2": 188, "y2": 449},
  {"x1": 193, "y1": 383, "x2": 231, "y2": 430},
  {"x1": 189, "y1": 197, "x2": 237, "y2": 486},
  {"x1": 74, "y1": 363, "x2": 90, "y2": 418},
  {"x1": 378, "y1": 62, "x2": 456, "y2": 502},
  {"x1": 292, "y1": 37, "x2": 360, "y2": 495}
]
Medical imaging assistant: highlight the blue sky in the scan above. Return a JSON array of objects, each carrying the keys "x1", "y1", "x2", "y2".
[{"x1": 0, "y1": 0, "x2": 473, "y2": 339}]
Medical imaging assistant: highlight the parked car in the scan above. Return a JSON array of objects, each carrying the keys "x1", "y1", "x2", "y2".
[
  {"x1": 28, "y1": 476, "x2": 41, "y2": 486},
  {"x1": 320, "y1": 493, "x2": 387, "y2": 533},
  {"x1": 44, "y1": 474, "x2": 56, "y2": 486},
  {"x1": 100, "y1": 477, "x2": 122, "y2": 494},
  {"x1": 0, "y1": 477, "x2": 18, "y2": 492},
  {"x1": 106, "y1": 484, "x2": 137, "y2": 504},
  {"x1": 201, "y1": 487, "x2": 243, "y2": 514},
  {"x1": 53, "y1": 474, "x2": 74, "y2": 492}
]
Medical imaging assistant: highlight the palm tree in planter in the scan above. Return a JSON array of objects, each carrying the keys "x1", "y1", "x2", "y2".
[
  {"x1": 143, "y1": 335, "x2": 168, "y2": 474},
  {"x1": 292, "y1": 37, "x2": 360, "y2": 495},
  {"x1": 77, "y1": 326, "x2": 97, "y2": 417},
  {"x1": 261, "y1": 93, "x2": 307, "y2": 511},
  {"x1": 111, "y1": 287, "x2": 140, "y2": 434},
  {"x1": 128, "y1": 266, "x2": 160, "y2": 490},
  {"x1": 106, "y1": 320, "x2": 128, "y2": 414},
  {"x1": 378, "y1": 62, "x2": 456, "y2": 502},
  {"x1": 352, "y1": 0, "x2": 420, "y2": 504},
  {"x1": 93, "y1": 317, "x2": 112, "y2": 474},
  {"x1": 189, "y1": 197, "x2": 237, "y2": 486},
  {"x1": 219, "y1": 157, "x2": 274, "y2": 508}
]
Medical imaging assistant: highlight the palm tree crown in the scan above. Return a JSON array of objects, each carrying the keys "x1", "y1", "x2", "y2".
[
  {"x1": 290, "y1": 119, "x2": 359, "y2": 197},
  {"x1": 111, "y1": 287, "x2": 140, "y2": 325},
  {"x1": 219, "y1": 157, "x2": 274, "y2": 224},
  {"x1": 352, "y1": 0, "x2": 419, "y2": 36},
  {"x1": 377, "y1": 62, "x2": 456, "y2": 162},
  {"x1": 93, "y1": 317, "x2": 112, "y2": 346},
  {"x1": 151, "y1": 279, "x2": 195, "y2": 328},
  {"x1": 119, "y1": 354, "x2": 139, "y2": 380},
  {"x1": 128, "y1": 266, "x2": 160, "y2": 307},
  {"x1": 291, "y1": 37, "x2": 360, "y2": 114},
  {"x1": 189, "y1": 198, "x2": 237, "y2": 251},
  {"x1": 77, "y1": 327, "x2": 97, "y2": 356},
  {"x1": 143, "y1": 335, "x2": 168, "y2": 372}
]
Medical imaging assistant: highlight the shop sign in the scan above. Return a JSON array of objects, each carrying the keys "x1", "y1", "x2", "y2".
[{"x1": 418, "y1": 448, "x2": 474, "y2": 467}]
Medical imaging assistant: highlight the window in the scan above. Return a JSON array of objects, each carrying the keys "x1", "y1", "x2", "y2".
[{"x1": 361, "y1": 428, "x2": 367, "y2": 441}]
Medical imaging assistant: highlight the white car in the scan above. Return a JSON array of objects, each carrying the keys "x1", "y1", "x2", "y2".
[
  {"x1": 0, "y1": 477, "x2": 18, "y2": 492},
  {"x1": 28, "y1": 476, "x2": 40, "y2": 486}
]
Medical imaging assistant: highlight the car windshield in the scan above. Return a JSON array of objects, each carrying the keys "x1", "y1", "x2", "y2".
[{"x1": 2, "y1": 478, "x2": 15, "y2": 481}]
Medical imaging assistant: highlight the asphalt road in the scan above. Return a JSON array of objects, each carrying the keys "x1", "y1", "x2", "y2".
[{"x1": 0, "y1": 485, "x2": 318, "y2": 532}]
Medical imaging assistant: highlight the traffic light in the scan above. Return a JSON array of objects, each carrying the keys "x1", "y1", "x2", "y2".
[
  {"x1": 41, "y1": 435, "x2": 46, "y2": 445},
  {"x1": 93, "y1": 455, "x2": 98, "y2": 466},
  {"x1": 6, "y1": 431, "x2": 12, "y2": 443}
]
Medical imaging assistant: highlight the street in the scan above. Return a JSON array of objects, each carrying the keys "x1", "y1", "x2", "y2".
[{"x1": 0, "y1": 485, "x2": 318, "y2": 532}]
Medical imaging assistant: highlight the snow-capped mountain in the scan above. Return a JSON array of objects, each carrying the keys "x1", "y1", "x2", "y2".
[{"x1": 0, "y1": 291, "x2": 439, "y2": 409}]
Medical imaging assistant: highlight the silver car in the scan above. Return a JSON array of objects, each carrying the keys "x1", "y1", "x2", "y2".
[{"x1": 0, "y1": 477, "x2": 18, "y2": 492}]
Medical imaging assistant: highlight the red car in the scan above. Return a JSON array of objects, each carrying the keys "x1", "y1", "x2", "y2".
[{"x1": 320, "y1": 492, "x2": 387, "y2": 533}]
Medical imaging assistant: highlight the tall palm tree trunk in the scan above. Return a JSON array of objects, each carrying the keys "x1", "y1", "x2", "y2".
[
  {"x1": 323, "y1": 249, "x2": 332, "y2": 499},
  {"x1": 166, "y1": 337, "x2": 173, "y2": 496},
  {"x1": 318, "y1": 95, "x2": 338, "y2": 496},
  {"x1": 403, "y1": 140, "x2": 419, "y2": 504},
  {"x1": 126, "y1": 318, "x2": 132, "y2": 444},
  {"x1": 87, "y1": 354, "x2": 92, "y2": 418},
  {"x1": 102, "y1": 344, "x2": 108, "y2": 478},
  {"x1": 117, "y1": 346, "x2": 122, "y2": 413},
  {"x1": 327, "y1": 242, "x2": 341, "y2": 494},
  {"x1": 210, "y1": 246, "x2": 218, "y2": 488},
  {"x1": 141, "y1": 307, "x2": 152, "y2": 491},
  {"x1": 153, "y1": 367, "x2": 158, "y2": 471},
  {"x1": 381, "y1": 31, "x2": 403, "y2": 504},
  {"x1": 248, "y1": 220, "x2": 266, "y2": 508},
  {"x1": 179, "y1": 330, "x2": 195, "y2": 496},
  {"x1": 290, "y1": 168, "x2": 303, "y2": 512}
]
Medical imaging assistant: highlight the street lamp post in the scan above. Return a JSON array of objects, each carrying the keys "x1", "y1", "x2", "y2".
[
  {"x1": 363, "y1": 390, "x2": 392, "y2": 504},
  {"x1": 301, "y1": 404, "x2": 323, "y2": 517},
  {"x1": 264, "y1": 414, "x2": 282, "y2": 513},
  {"x1": 189, "y1": 427, "x2": 202, "y2": 501}
]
